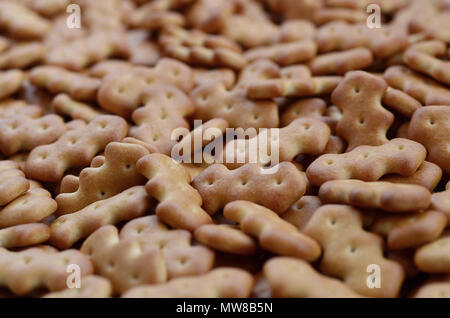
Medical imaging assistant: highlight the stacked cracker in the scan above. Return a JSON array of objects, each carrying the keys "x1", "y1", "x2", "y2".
[{"x1": 0, "y1": 0, "x2": 449, "y2": 298}]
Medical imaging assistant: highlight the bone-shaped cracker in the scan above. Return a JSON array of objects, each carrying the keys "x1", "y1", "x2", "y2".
[
  {"x1": 415, "y1": 234, "x2": 450, "y2": 273},
  {"x1": 193, "y1": 162, "x2": 307, "y2": 215},
  {"x1": 29, "y1": 66, "x2": 101, "y2": 101},
  {"x1": 247, "y1": 75, "x2": 342, "y2": 99},
  {"x1": 0, "y1": 246, "x2": 92, "y2": 296},
  {"x1": 191, "y1": 81, "x2": 279, "y2": 129},
  {"x1": 56, "y1": 142, "x2": 149, "y2": 215},
  {"x1": 50, "y1": 186, "x2": 152, "y2": 249},
  {"x1": 0, "y1": 114, "x2": 65, "y2": 156},
  {"x1": 316, "y1": 21, "x2": 408, "y2": 58},
  {"x1": 220, "y1": 3, "x2": 281, "y2": 48},
  {"x1": 0, "y1": 188, "x2": 57, "y2": 228},
  {"x1": 304, "y1": 204, "x2": 404, "y2": 297},
  {"x1": 404, "y1": 40, "x2": 450, "y2": 86},
  {"x1": 97, "y1": 58, "x2": 194, "y2": 118},
  {"x1": 159, "y1": 26, "x2": 247, "y2": 70},
  {"x1": 116, "y1": 216, "x2": 214, "y2": 279},
  {"x1": 122, "y1": 268, "x2": 254, "y2": 298},
  {"x1": 43, "y1": 275, "x2": 112, "y2": 298},
  {"x1": 381, "y1": 86, "x2": 422, "y2": 118},
  {"x1": 309, "y1": 48, "x2": 373, "y2": 75},
  {"x1": 0, "y1": 160, "x2": 29, "y2": 206},
  {"x1": 0, "y1": 223, "x2": 50, "y2": 248},
  {"x1": 384, "y1": 66, "x2": 450, "y2": 105},
  {"x1": 332, "y1": 71, "x2": 394, "y2": 150},
  {"x1": 221, "y1": 118, "x2": 331, "y2": 169},
  {"x1": 244, "y1": 41, "x2": 317, "y2": 66},
  {"x1": 129, "y1": 84, "x2": 195, "y2": 155},
  {"x1": 52, "y1": 94, "x2": 102, "y2": 122},
  {"x1": 45, "y1": 31, "x2": 129, "y2": 71},
  {"x1": 6, "y1": 43, "x2": 44, "y2": 75},
  {"x1": 319, "y1": 180, "x2": 431, "y2": 212},
  {"x1": 408, "y1": 106, "x2": 450, "y2": 174},
  {"x1": 0, "y1": 70, "x2": 24, "y2": 100},
  {"x1": 25, "y1": 115, "x2": 127, "y2": 182},
  {"x1": 136, "y1": 153, "x2": 212, "y2": 231},
  {"x1": 0, "y1": 1, "x2": 50, "y2": 39},
  {"x1": 371, "y1": 210, "x2": 447, "y2": 250},
  {"x1": 224, "y1": 200, "x2": 321, "y2": 261},
  {"x1": 381, "y1": 161, "x2": 442, "y2": 191},
  {"x1": 264, "y1": 257, "x2": 362, "y2": 297},
  {"x1": 194, "y1": 224, "x2": 257, "y2": 255},
  {"x1": 80, "y1": 225, "x2": 167, "y2": 293},
  {"x1": 306, "y1": 138, "x2": 427, "y2": 186}
]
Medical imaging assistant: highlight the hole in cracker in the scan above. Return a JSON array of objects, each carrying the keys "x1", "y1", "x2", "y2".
[
  {"x1": 146, "y1": 78, "x2": 153, "y2": 84},
  {"x1": 327, "y1": 160, "x2": 333, "y2": 165},
  {"x1": 41, "y1": 124, "x2": 49, "y2": 130},
  {"x1": 348, "y1": 246, "x2": 356, "y2": 253},
  {"x1": 253, "y1": 114, "x2": 259, "y2": 120},
  {"x1": 329, "y1": 218, "x2": 336, "y2": 226},
  {"x1": 206, "y1": 179, "x2": 214, "y2": 186},
  {"x1": 428, "y1": 118, "x2": 435, "y2": 125},
  {"x1": 125, "y1": 164, "x2": 131, "y2": 170},
  {"x1": 353, "y1": 87, "x2": 360, "y2": 94},
  {"x1": 303, "y1": 123, "x2": 310, "y2": 130},
  {"x1": 363, "y1": 153, "x2": 369, "y2": 158},
  {"x1": 118, "y1": 87, "x2": 125, "y2": 94},
  {"x1": 107, "y1": 261, "x2": 115, "y2": 270},
  {"x1": 358, "y1": 118, "x2": 365, "y2": 125},
  {"x1": 23, "y1": 256, "x2": 32, "y2": 264},
  {"x1": 173, "y1": 69, "x2": 180, "y2": 77},
  {"x1": 398, "y1": 145, "x2": 404, "y2": 150},
  {"x1": 178, "y1": 257, "x2": 187, "y2": 265},
  {"x1": 98, "y1": 191, "x2": 106, "y2": 198},
  {"x1": 241, "y1": 179, "x2": 247, "y2": 186},
  {"x1": 276, "y1": 179, "x2": 283, "y2": 185},
  {"x1": 166, "y1": 92, "x2": 173, "y2": 99},
  {"x1": 225, "y1": 104, "x2": 232, "y2": 110}
]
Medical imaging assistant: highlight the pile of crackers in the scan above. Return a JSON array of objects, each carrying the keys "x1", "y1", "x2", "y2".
[{"x1": 0, "y1": 0, "x2": 449, "y2": 298}]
